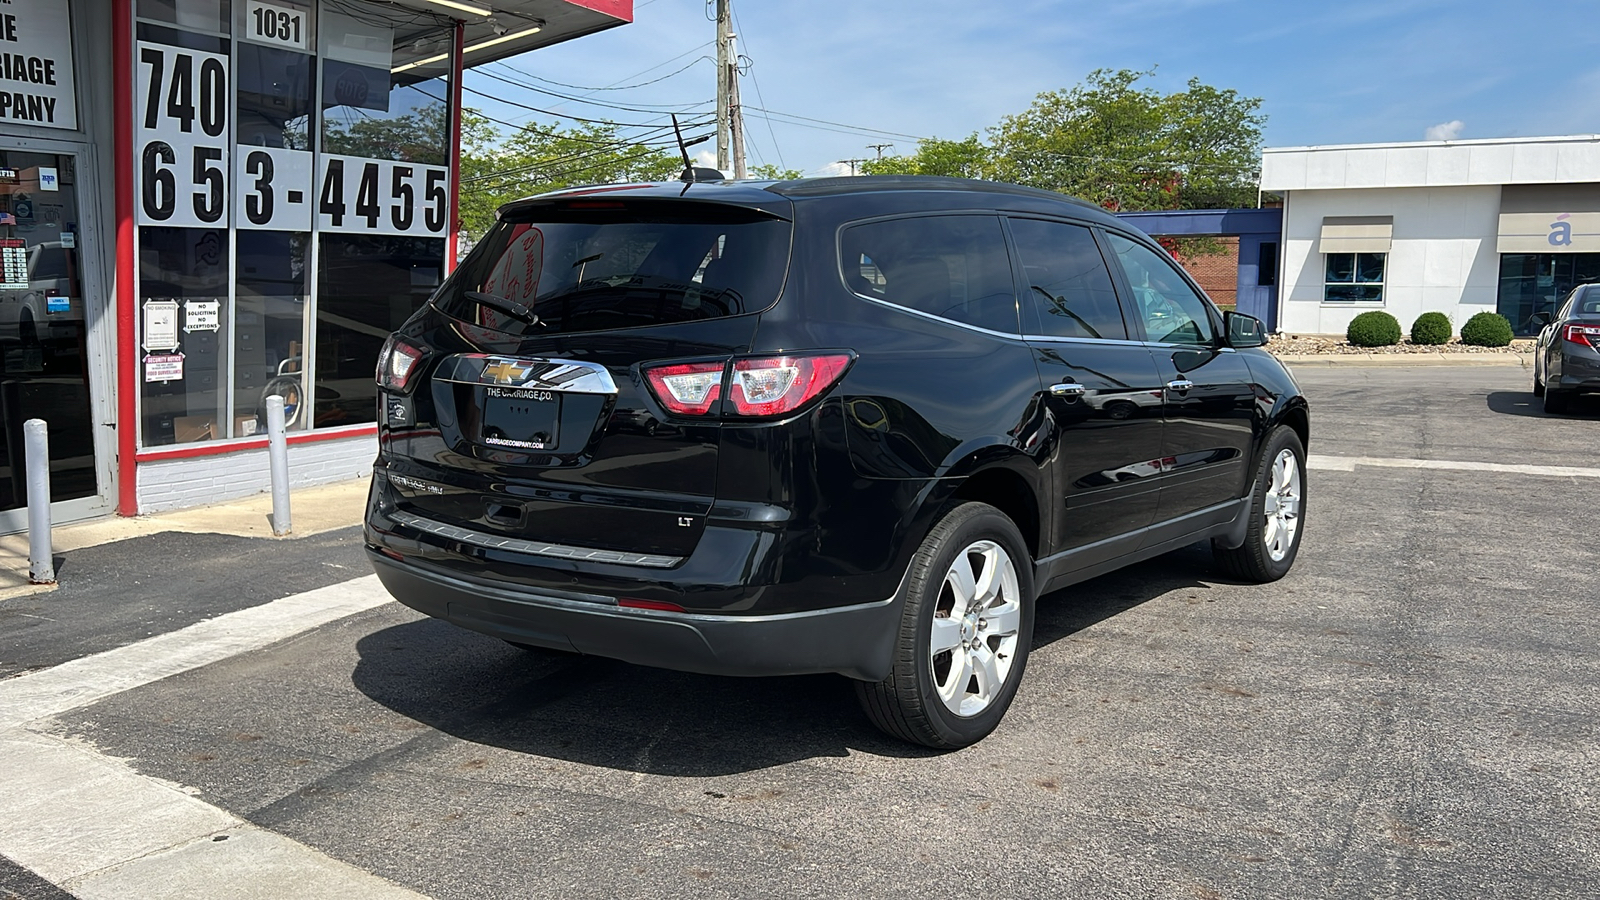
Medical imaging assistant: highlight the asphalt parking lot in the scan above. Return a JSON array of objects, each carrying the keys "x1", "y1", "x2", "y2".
[{"x1": 3, "y1": 363, "x2": 1597, "y2": 899}]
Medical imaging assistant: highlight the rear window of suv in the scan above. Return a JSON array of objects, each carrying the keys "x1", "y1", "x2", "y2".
[{"x1": 437, "y1": 200, "x2": 792, "y2": 336}]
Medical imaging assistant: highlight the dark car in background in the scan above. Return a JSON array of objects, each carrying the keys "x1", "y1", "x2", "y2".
[
  {"x1": 364, "y1": 175, "x2": 1310, "y2": 748},
  {"x1": 1532, "y1": 282, "x2": 1600, "y2": 414}
]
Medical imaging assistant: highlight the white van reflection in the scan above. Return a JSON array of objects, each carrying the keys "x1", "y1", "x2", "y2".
[{"x1": 0, "y1": 241, "x2": 83, "y2": 346}]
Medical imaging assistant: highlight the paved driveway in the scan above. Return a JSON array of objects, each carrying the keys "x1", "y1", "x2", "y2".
[{"x1": 2, "y1": 363, "x2": 1596, "y2": 899}]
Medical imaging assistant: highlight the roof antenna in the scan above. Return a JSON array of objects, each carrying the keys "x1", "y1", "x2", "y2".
[{"x1": 673, "y1": 113, "x2": 724, "y2": 184}]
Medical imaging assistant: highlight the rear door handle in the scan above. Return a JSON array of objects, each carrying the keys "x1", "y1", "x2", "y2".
[
  {"x1": 1166, "y1": 379, "x2": 1194, "y2": 393},
  {"x1": 1050, "y1": 382, "x2": 1086, "y2": 398}
]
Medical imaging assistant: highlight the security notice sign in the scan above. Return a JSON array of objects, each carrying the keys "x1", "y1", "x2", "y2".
[
  {"x1": 0, "y1": 0, "x2": 79, "y2": 129},
  {"x1": 135, "y1": 41, "x2": 230, "y2": 228}
]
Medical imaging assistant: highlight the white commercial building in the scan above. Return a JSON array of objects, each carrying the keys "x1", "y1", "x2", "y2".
[{"x1": 1261, "y1": 135, "x2": 1600, "y2": 337}]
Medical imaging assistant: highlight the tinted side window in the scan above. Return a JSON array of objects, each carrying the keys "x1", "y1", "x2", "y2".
[
  {"x1": 1008, "y1": 218, "x2": 1127, "y2": 340},
  {"x1": 1106, "y1": 233, "x2": 1217, "y2": 345},
  {"x1": 840, "y1": 215, "x2": 1019, "y2": 334}
]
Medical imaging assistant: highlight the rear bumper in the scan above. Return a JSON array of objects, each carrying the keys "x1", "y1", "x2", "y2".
[{"x1": 369, "y1": 551, "x2": 902, "y2": 681}]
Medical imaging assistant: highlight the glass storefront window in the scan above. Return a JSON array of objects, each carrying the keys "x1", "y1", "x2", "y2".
[
  {"x1": 236, "y1": 231, "x2": 310, "y2": 432},
  {"x1": 0, "y1": 152, "x2": 97, "y2": 510},
  {"x1": 314, "y1": 234, "x2": 442, "y2": 427},
  {"x1": 236, "y1": 42, "x2": 315, "y2": 150},
  {"x1": 138, "y1": 226, "x2": 230, "y2": 445},
  {"x1": 131, "y1": 0, "x2": 455, "y2": 449},
  {"x1": 1498, "y1": 253, "x2": 1600, "y2": 334},
  {"x1": 319, "y1": 12, "x2": 451, "y2": 165},
  {"x1": 137, "y1": 0, "x2": 233, "y2": 34}
]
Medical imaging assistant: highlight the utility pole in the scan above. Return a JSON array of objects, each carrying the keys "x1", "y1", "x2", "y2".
[
  {"x1": 867, "y1": 143, "x2": 894, "y2": 161},
  {"x1": 715, "y1": 0, "x2": 745, "y2": 178},
  {"x1": 838, "y1": 158, "x2": 868, "y2": 176}
]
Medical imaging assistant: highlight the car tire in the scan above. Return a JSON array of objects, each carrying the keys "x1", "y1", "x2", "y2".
[
  {"x1": 1533, "y1": 371, "x2": 1545, "y2": 398},
  {"x1": 855, "y1": 502, "x2": 1035, "y2": 750},
  {"x1": 1544, "y1": 388, "x2": 1572, "y2": 415},
  {"x1": 1213, "y1": 426, "x2": 1305, "y2": 584}
]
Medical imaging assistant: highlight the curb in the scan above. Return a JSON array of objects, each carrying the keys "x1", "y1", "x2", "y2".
[{"x1": 1271, "y1": 352, "x2": 1530, "y2": 368}]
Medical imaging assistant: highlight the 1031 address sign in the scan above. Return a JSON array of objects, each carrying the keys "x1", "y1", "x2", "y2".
[{"x1": 243, "y1": 0, "x2": 310, "y2": 51}]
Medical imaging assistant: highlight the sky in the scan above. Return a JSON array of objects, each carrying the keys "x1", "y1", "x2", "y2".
[{"x1": 465, "y1": 0, "x2": 1600, "y2": 177}]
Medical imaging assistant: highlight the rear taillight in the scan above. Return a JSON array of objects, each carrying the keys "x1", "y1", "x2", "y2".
[
  {"x1": 644, "y1": 362, "x2": 724, "y2": 415},
  {"x1": 729, "y1": 354, "x2": 853, "y2": 417},
  {"x1": 377, "y1": 335, "x2": 426, "y2": 392},
  {"x1": 1564, "y1": 324, "x2": 1600, "y2": 347},
  {"x1": 642, "y1": 352, "x2": 854, "y2": 418}
]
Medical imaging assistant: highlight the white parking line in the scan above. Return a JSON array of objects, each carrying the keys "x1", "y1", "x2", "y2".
[
  {"x1": 0, "y1": 574, "x2": 429, "y2": 899},
  {"x1": 1307, "y1": 454, "x2": 1600, "y2": 479},
  {"x1": 0, "y1": 575, "x2": 390, "y2": 730}
]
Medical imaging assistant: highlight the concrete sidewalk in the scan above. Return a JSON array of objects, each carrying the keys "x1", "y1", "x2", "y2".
[
  {"x1": 1272, "y1": 351, "x2": 1531, "y2": 367},
  {"x1": 0, "y1": 478, "x2": 371, "y2": 600}
]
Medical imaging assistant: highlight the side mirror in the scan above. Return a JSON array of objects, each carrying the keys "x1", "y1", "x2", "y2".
[
  {"x1": 1225, "y1": 311, "x2": 1268, "y2": 348},
  {"x1": 1528, "y1": 311, "x2": 1551, "y2": 328}
]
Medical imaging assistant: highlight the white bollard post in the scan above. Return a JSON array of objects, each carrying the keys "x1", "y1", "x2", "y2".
[
  {"x1": 265, "y1": 395, "x2": 291, "y2": 536},
  {"x1": 24, "y1": 418, "x2": 54, "y2": 584}
]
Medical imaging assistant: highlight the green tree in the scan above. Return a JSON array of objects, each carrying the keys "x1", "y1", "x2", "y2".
[
  {"x1": 989, "y1": 68, "x2": 1264, "y2": 210},
  {"x1": 749, "y1": 163, "x2": 805, "y2": 180},
  {"x1": 457, "y1": 116, "x2": 683, "y2": 238},
  {"x1": 861, "y1": 134, "x2": 993, "y2": 180},
  {"x1": 322, "y1": 102, "x2": 462, "y2": 166}
]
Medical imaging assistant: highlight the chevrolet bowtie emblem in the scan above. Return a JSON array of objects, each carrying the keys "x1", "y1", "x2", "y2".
[{"x1": 483, "y1": 359, "x2": 533, "y2": 385}]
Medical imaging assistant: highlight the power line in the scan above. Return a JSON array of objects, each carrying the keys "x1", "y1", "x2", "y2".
[
  {"x1": 470, "y1": 67, "x2": 712, "y2": 115},
  {"x1": 459, "y1": 82, "x2": 711, "y2": 129},
  {"x1": 463, "y1": 130, "x2": 705, "y2": 186},
  {"x1": 462, "y1": 145, "x2": 680, "y2": 196},
  {"x1": 742, "y1": 106, "x2": 930, "y2": 142},
  {"x1": 487, "y1": 56, "x2": 709, "y2": 93},
  {"x1": 491, "y1": 40, "x2": 716, "y2": 120},
  {"x1": 729, "y1": 3, "x2": 784, "y2": 171},
  {"x1": 412, "y1": 84, "x2": 701, "y2": 151}
]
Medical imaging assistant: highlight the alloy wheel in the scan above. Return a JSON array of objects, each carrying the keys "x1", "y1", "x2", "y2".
[
  {"x1": 1262, "y1": 449, "x2": 1302, "y2": 562},
  {"x1": 928, "y1": 540, "x2": 1022, "y2": 717}
]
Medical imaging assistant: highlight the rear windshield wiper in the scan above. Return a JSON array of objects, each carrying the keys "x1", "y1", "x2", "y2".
[{"x1": 462, "y1": 291, "x2": 539, "y2": 326}]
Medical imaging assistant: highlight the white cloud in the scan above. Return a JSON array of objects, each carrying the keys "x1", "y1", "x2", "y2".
[
  {"x1": 809, "y1": 161, "x2": 853, "y2": 178},
  {"x1": 694, "y1": 149, "x2": 717, "y2": 169},
  {"x1": 1425, "y1": 119, "x2": 1465, "y2": 141}
]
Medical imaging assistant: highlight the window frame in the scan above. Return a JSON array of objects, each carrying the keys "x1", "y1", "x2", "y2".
[
  {"x1": 1099, "y1": 227, "x2": 1225, "y2": 348},
  {"x1": 1002, "y1": 215, "x2": 1133, "y2": 343},
  {"x1": 1322, "y1": 251, "x2": 1387, "y2": 305},
  {"x1": 834, "y1": 210, "x2": 1023, "y2": 338},
  {"x1": 130, "y1": 0, "x2": 458, "y2": 450}
]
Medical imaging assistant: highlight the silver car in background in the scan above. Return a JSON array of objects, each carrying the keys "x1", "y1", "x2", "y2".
[{"x1": 1532, "y1": 282, "x2": 1600, "y2": 414}]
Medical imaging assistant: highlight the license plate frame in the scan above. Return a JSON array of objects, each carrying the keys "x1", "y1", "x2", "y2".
[{"x1": 480, "y1": 386, "x2": 561, "y2": 451}]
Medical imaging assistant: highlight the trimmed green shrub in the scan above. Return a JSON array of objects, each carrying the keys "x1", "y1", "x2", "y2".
[
  {"x1": 1459, "y1": 311, "x2": 1514, "y2": 347},
  {"x1": 1410, "y1": 311, "x2": 1452, "y2": 345},
  {"x1": 1347, "y1": 310, "x2": 1402, "y2": 347}
]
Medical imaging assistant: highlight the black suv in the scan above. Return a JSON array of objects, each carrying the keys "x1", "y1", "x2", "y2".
[{"x1": 365, "y1": 176, "x2": 1309, "y2": 748}]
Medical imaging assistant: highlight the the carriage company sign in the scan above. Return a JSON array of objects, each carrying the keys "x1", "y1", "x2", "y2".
[{"x1": 0, "y1": 0, "x2": 78, "y2": 130}]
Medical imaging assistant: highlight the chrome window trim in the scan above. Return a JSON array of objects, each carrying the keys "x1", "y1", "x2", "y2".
[
  {"x1": 433, "y1": 354, "x2": 618, "y2": 394},
  {"x1": 391, "y1": 510, "x2": 683, "y2": 568},
  {"x1": 848, "y1": 291, "x2": 1027, "y2": 341},
  {"x1": 1020, "y1": 334, "x2": 1146, "y2": 347},
  {"x1": 1022, "y1": 334, "x2": 1229, "y2": 352}
]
